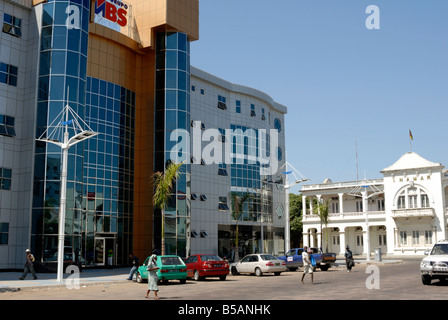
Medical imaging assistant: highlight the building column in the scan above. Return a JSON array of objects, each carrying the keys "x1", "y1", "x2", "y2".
[
  {"x1": 317, "y1": 231, "x2": 322, "y2": 249},
  {"x1": 303, "y1": 232, "x2": 309, "y2": 248},
  {"x1": 339, "y1": 231, "x2": 346, "y2": 256},
  {"x1": 302, "y1": 195, "x2": 307, "y2": 216},
  {"x1": 338, "y1": 193, "x2": 344, "y2": 213},
  {"x1": 309, "y1": 196, "x2": 314, "y2": 216}
]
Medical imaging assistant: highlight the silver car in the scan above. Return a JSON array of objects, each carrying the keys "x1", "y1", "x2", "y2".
[
  {"x1": 230, "y1": 254, "x2": 287, "y2": 277},
  {"x1": 420, "y1": 240, "x2": 448, "y2": 285}
]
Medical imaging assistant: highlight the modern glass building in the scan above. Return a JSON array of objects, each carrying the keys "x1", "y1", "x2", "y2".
[
  {"x1": 153, "y1": 31, "x2": 191, "y2": 257},
  {"x1": 189, "y1": 67, "x2": 287, "y2": 258},
  {"x1": 0, "y1": 0, "x2": 287, "y2": 270}
]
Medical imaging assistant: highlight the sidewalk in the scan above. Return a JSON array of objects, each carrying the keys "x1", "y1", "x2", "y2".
[
  {"x1": 0, "y1": 257, "x2": 417, "y2": 293},
  {"x1": 0, "y1": 267, "x2": 132, "y2": 293}
]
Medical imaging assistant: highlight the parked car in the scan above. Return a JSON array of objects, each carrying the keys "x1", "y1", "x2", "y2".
[
  {"x1": 230, "y1": 254, "x2": 286, "y2": 277},
  {"x1": 185, "y1": 254, "x2": 229, "y2": 281},
  {"x1": 136, "y1": 255, "x2": 187, "y2": 284},
  {"x1": 421, "y1": 240, "x2": 448, "y2": 285},
  {"x1": 278, "y1": 247, "x2": 336, "y2": 271}
]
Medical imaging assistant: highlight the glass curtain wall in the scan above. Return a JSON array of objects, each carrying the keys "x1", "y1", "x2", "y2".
[
  {"x1": 229, "y1": 124, "x2": 273, "y2": 223},
  {"x1": 32, "y1": 0, "x2": 90, "y2": 266},
  {"x1": 154, "y1": 32, "x2": 191, "y2": 257},
  {"x1": 83, "y1": 77, "x2": 135, "y2": 266}
]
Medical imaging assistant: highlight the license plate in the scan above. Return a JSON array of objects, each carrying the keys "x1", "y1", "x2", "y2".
[
  {"x1": 275, "y1": 263, "x2": 280, "y2": 266},
  {"x1": 213, "y1": 264, "x2": 221, "y2": 267},
  {"x1": 169, "y1": 269, "x2": 178, "y2": 272},
  {"x1": 434, "y1": 267, "x2": 448, "y2": 271}
]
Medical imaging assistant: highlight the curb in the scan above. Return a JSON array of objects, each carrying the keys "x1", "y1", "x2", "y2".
[{"x1": 0, "y1": 279, "x2": 133, "y2": 293}]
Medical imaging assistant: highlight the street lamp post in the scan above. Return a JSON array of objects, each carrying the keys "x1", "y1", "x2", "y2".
[
  {"x1": 280, "y1": 160, "x2": 309, "y2": 253},
  {"x1": 37, "y1": 99, "x2": 98, "y2": 282},
  {"x1": 349, "y1": 179, "x2": 383, "y2": 262}
]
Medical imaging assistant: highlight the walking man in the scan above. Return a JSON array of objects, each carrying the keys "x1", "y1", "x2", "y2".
[
  {"x1": 345, "y1": 245, "x2": 355, "y2": 272},
  {"x1": 301, "y1": 246, "x2": 314, "y2": 284},
  {"x1": 128, "y1": 253, "x2": 139, "y2": 280},
  {"x1": 19, "y1": 249, "x2": 38, "y2": 280}
]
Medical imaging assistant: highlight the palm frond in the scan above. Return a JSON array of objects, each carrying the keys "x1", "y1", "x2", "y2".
[{"x1": 153, "y1": 162, "x2": 183, "y2": 210}]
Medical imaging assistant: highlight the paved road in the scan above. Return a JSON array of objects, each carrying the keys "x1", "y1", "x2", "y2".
[{"x1": 1, "y1": 259, "x2": 446, "y2": 301}]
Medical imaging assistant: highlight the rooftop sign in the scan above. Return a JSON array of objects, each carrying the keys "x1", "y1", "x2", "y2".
[{"x1": 94, "y1": 0, "x2": 128, "y2": 31}]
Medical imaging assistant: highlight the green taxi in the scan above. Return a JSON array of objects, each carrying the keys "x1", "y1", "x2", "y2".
[{"x1": 136, "y1": 255, "x2": 187, "y2": 284}]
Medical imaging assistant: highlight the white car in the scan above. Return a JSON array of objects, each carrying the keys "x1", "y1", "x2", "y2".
[
  {"x1": 420, "y1": 240, "x2": 448, "y2": 285},
  {"x1": 230, "y1": 254, "x2": 287, "y2": 277}
]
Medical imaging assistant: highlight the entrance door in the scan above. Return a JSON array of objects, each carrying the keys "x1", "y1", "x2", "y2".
[{"x1": 95, "y1": 238, "x2": 105, "y2": 265}]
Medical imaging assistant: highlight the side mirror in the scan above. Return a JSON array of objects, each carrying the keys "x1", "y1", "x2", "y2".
[{"x1": 424, "y1": 250, "x2": 430, "y2": 255}]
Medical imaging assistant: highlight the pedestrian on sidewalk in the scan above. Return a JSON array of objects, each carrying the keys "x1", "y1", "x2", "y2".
[
  {"x1": 345, "y1": 245, "x2": 355, "y2": 272},
  {"x1": 301, "y1": 246, "x2": 314, "y2": 284},
  {"x1": 19, "y1": 249, "x2": 38, "y2": 280},
  {"x1": 145, "y1": 249, "x2": 160, "y2": 299},
  {"x1": 107, "y1": 249, "x2": 113, "y2": 268},
  {"x1": 128, "y1": 253, "x2": 139, "y2": 280}
]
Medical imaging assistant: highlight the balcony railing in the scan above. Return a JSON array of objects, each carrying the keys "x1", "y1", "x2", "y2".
[
  {"x1": 391, "y1": 207, "x2": 435, "y2": 219},
  {"x1": 303, "y1": 211, "x2": 385, "y2": 221},
  {"x1": 301, "y1": 179, "x2": 384, "y2": 191}
]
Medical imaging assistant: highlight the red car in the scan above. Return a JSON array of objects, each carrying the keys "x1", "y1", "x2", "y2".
[{"x1": 185, "y1": 254, "x2": 229, "y2": 281}]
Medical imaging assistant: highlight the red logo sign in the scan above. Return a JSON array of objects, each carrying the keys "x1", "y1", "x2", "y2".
[{"x1": 95, "y1": 0, "x2": 128, "y2": 28}]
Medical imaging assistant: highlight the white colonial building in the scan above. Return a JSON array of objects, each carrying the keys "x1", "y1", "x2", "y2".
[{"x1": 300, "y1": 152, "x2": 448, "y2": 257}]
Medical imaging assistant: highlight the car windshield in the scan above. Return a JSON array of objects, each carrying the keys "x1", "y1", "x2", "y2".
[
  {"x1": 431, "y1": 244, "x2": 448, "y2": 255},
  {"x1": 161, "y1": 256, "x2": 183, "y2": 265},
  {"x1": 200, "y1": 255, "x2": 222, "y2": 261},
  {"x1": 286, "y1": 250, "x2": 295, "y2": 257},
  {"x1": 260, "y1": 254, "x2": 278, "y2": 261}
]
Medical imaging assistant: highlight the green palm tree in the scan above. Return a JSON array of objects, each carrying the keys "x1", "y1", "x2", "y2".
[
  {"x1": 153, "y1": 161, "x2": 183, "y2": 255},
  {"x1": 314, "y1": 199, "x2": 330, "y2": 252},
  {"x1": 229, "y1": 192, "x2": 253, "y2": 261}
]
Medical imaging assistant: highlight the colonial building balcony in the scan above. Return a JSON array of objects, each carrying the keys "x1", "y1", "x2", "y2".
[
  {"x1": 303, "y1": 211, "x2": 386, "y2": 223},
  {"x1": 391, "y1": 207, "x2": 435, "y2": 220}
]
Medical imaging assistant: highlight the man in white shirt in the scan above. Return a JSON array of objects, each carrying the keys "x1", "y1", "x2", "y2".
[{"x1": 301, "y1": 246, "x2": 314, "y2": 284}]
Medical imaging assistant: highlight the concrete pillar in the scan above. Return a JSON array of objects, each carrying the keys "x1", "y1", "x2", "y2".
[
  {"x1": 339, "y1": 231, "x2": 346, "y2": 256},
  {"x1": 338, "y1": 193, "x2": 344, "y2": 213},
  {"x1": 302, "y1": 195, "x2": 307, "y2": 216}
]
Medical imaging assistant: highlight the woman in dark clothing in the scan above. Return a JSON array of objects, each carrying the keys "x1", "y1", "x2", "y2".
[{"x1": 345, "y1": 245, "x2": 355, "y2": 272}]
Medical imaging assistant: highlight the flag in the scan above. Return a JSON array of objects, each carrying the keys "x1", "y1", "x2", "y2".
[{"x1": 409, "y1": 130, "x2": 413, "y2": 141}]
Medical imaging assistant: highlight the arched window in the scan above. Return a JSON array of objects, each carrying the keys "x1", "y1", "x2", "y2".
[{"x1": 395, "y1": 185, "x2": 431, "y2": 209}]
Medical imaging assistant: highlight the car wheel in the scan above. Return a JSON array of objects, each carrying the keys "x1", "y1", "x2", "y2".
[
  {"x1": 288, "y1": 267, "x2": 298, "y2": 272},
  {"x1": 421, "y1": 274, "x2": 432, "y2": 285},
  {"x1": 255, "y1": 267, "x2": 263, "y2": 277},
  {"x1": 274, "y1": 272, "x2": 281, "y2": 276},
  {"x1": 136, "y1": 272, "x2": 143, "y2": 283},
  {"x1": 219, "y1": 275, "x2": 226, "y2": 281},
  {"x1": 231, "y1": 266, "x2": 238, "y2": 276},
  {"x1": 320, "y1": 265, "x2": 329, "y2": 271},
  {"x1": 194, "y1": 270, "x2": 202, "y2": 281},
  {"x1": 180, "y1": 279, "x2": 186, "y2": 284}
]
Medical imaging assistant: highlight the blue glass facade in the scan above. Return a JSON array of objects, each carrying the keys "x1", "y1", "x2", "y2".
[
  {"x1": 32, "y1": 0, "x2": 90, "y2": 265},
  {"x1": 154, "y1": 32, "x2": 191, "y2": 256},
  {"x1": 83, "y1": 77, "x2": 135, "y2": 265}
]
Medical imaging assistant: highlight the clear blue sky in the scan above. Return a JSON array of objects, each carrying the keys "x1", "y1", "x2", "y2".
[{"x1": 190, "y1": 0, "x2": 448, "y2": 194}]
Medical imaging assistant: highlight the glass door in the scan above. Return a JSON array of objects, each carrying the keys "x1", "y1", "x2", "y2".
[{"x1": 95, "y1": 238, "x2": 105, "y2": 265}]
